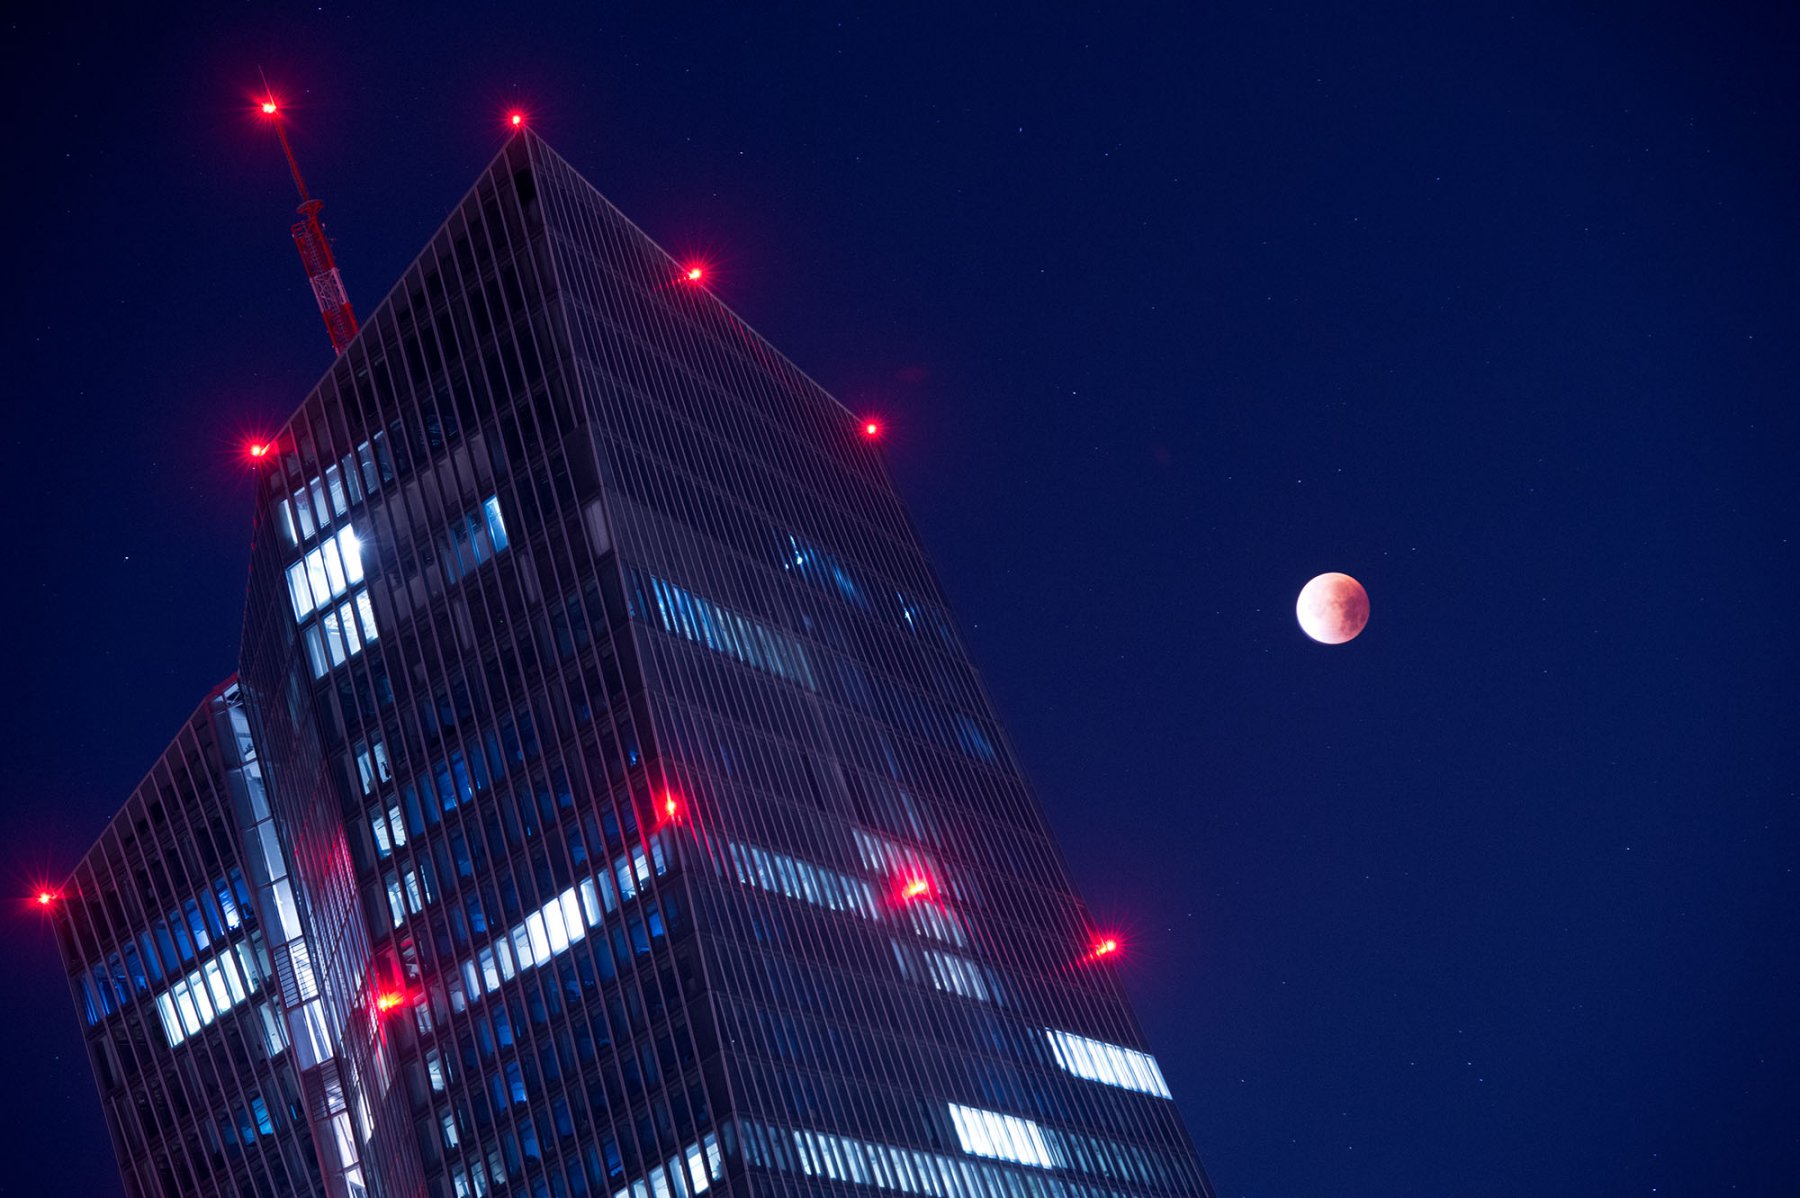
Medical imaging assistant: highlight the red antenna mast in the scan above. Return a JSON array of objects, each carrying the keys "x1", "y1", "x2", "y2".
[{"x1": 257, "y1": 88, "x2": 358, "y2": 355}]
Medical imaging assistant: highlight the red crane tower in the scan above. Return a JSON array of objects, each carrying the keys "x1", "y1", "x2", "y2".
[{"x1": 257, "y1": 93, "x2": 358, "y2": 355}]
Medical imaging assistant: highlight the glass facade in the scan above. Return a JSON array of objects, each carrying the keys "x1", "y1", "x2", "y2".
[
  {"x1": 52, "y1": 680, "x2": 327, "y2": 1198},
  {"x1": 61, "y1": 131, "x2": 1214, "y2": 1198}
]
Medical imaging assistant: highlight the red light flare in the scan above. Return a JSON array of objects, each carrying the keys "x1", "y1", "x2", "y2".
[
  {"x1": 35, "y1": 890, "x2": 57, "y2": 908},
  {"x1": 861, "y1": 419, "x2": 883, "y2": 440},
  {"x1": 1087, "y1": 935, "x2": 1122, "y2": 962},
  {"x1": 666, "y1": 249, "x2": 727, "y2": 292},
  {"x1": 260, "y1": 99, "x2": 278, "y2": 116},
  {"x1": 898, "y1": 875, "x2": 933, "y2": 903},
  {"x1": 375, "y1": 990, "x2": 407, "y2": 1013},
  {"x1": 246, "y1": 439, "x2": 273, "y2": 462},
  {"x1": 656, "y1": 791, "x2": 683, "y2": 826},
  {"x1": 508, "y1": 111, "x2": 526, "y2": 130}
]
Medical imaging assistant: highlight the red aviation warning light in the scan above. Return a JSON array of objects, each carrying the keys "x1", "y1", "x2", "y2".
[
  {"x1": 657, "y1": 791, "x2": 683, "y2": 825},
  {"x1": 862, "y1": 419, "x2": 882, "y2": 439},
  {"x1": 257, "y1": 86, "x2": 359, "y2": 356},
  {"x1": 683, "y1": 265, "x2": 705, "y2": 283},
  {"x1": 899, "y1": 876, "x2": 932, "y2": 902},
  {"x1": 375, "y1": 990, "x2": 406, "y2": 1013},
  {"x1": 1089, "y1": 935, "x2": 1122, "y2": 961},
  {"x1": 246, "y1": 440, "x2": 272, "y2": 461},
  {"x1": 508, "y1": 111, "x2": 525, "y2": 130},
  {"x1": 35, "y1": 890, "x2": 57, "y2": 908}
]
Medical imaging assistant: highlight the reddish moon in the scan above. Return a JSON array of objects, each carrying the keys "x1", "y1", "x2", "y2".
[{"x1": 1296, "y1": 572, "x2": 1370, "y2": 644}]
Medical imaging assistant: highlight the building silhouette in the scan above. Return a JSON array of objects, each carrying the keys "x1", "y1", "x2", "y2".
[{"x1": 55, "y1": 132, "x2": 1214, "y2": 1198}]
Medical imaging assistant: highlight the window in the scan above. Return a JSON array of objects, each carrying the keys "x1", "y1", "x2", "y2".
[
  {"x1": 923, "y1": 949, "x2": 992, "y2": 1003},
  {"x1": 784, "y1": 533, "x2": 870, "y2": 610},
  {"x1": 258, "y1": 1002, "x2": 288, "y2": 1056},
  {"x1": 449, "y1": 838, "x2": 667, "y2": 1013},
  {"x1": 153, "y1": 943, "x2": 262, "y2": 1047},
  {"x1": 286, "y1": 526, "x2": 366, "y2": 620},
  {"x1": 302, "y1": 587, "x2": 379, "y2": 677},
  {"x1": 1045, "y1": 1029, "x2": 1172, "y2": 1099},
  {"x1": 426, "y1": 1048, "x2": 447, "y2": 1092},
  {"x1": 443, "y1": 494, "x2": 511, "y2": 582},
  {"x1": 907, "y1": 902, "x2": 968, "y2": 948},
  {"x1": 946, "y1": 1105, "x2": 1060, "y2": 1170},
  {"x1": 626, "y1": 567, "x2": 817, "y2": 691},
  {"x1": 737, "y1": 1118, "x2": 1140, "y2": 1198},
  {"x1": 273, "y1": 435, "x2": 388, "y2": 548},
  {"x1": 611, "y1": 1132, "x2": 725, "y2": 1198},
  {"x1": 725, "y1": 840, "x2": 879, "y2": 920},
  {"x1": 355, "y1": 738, "x2": 392, "y2": 794}
]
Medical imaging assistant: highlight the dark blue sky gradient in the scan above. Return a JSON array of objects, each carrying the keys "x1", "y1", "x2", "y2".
[{"x1": 3, "y1": 4, "x2": 1795, "y2": 1195}]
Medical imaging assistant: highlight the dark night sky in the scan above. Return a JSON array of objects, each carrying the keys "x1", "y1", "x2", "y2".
[{"x1": 3, "y1": 3, "x2": 1795, "y2": 1194}]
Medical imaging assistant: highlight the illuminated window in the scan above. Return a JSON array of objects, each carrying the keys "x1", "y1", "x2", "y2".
[
  {"x1": 1045, "y1": 1029, "x2": 1172, "y2": 1098},
  {"x1": 370, "y1": 803, "x2": 405, "y2": 859},
  {"x1": 890, "y1": 941, "x2": 1001, "y2": 1005},
  {"x1": 272, "y1": 433, "x2": 390, "y2": 548},
  {"x1": 354, "y1": 738, "x2": 392, "y2": 794},
  {"x1": 426, "y1": 1047, "x2": 447, "y2": 1092},
  {"x1": 784, "y1": 532, "x2": 870, "y2": 610},
  {"x1": 627, "y1": 568, "x2": 818, "y2": 691},
  {"x1": 947, "y1": 1105, "x2": 1061, "y2": 1170},
  {"x1": 301, "y1": 587, "x2": 378, "y2": 677},
  {"x1": 611, "y1": 1133, "x2": 725, "y2": 1198},
  {"x1": 725, "y1": 841, "x2": 879, "y2": 920},
  {"x1": 442, "y1": 494, "x2": 511, "y2": 582},
  {"x1": 153, "y1": 942, "x2": 265, "y2": 1047},
  {"x1": 907, "y1": 902, "x2": 968, "y2": 948},
  {"x1": 286, "y1": 526, "x2": 365, "y2": 621},
  {"x1": 449, "y1": 839, "x2": 667, "y2": 1013},
  {"x1": 852, "y1": 825, "x2": 946, "y2": 883},
  {"x1": 735, "y1": 1118, "x2": 1155, "y2": 1198},
  {"x1": 258, "y1": 1002, "x2": 288, "y2": 1056},
  {"x1": 386, "y1": 876, "x2": 406, "y2": 928},
  {"x1": 923, "y1": 949, "x2": 991, "y2": 1002}
]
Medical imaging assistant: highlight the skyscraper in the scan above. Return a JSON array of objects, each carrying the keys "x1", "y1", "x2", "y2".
[
  {"x1": 57, "y1": 130, "x2": 1214, "y2": 1198},
  {"x1": 52, "y1": 680, "x2": 329, "y2": 1197}
]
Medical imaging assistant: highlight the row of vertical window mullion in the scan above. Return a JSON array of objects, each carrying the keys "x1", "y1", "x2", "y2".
[
  {"x1": 527, "y1": 164, "x2": 658, "y2": 1192},
  {"x1": 478, "y1": 181, "x2": 657, "y2": 1195},
  {"x1": 249, "y1": 463, "x2": 390, "y2": 1192},
  {"x1": 73, "y1": 750, "x2": 212, "y2": 1189},
  {"x1": 367, "y1": 193, "x2": 545, "y2": 1191},
  {"x1": 545, "y1": 166, "x2": 762, "y2": 1170},
  {"x1": 365, "y1": 156, "x2": 698, "y2": 1194},
  {"x1": 618, "y1": 391, "x2": 983, "y2": 753},
  {"x1": 554, "y1": 231, "x2": 926, "y2": 611},
  {"x1": 583, "y1": 184, "x2": 1195, "y2": 1172},
  {"x1": 525, "y1": 156, "x2": 1195, "y2": 1187},
  {"x1": 392, "y1": 185, "x2": 536, "y2": 1190},
  {"x1": 568, "y1": 275, "x2": 1022, "y2": 820},
  {"x1": 63, "y1": 709, "x2": 307, "y2": 1194},
  {"x1": 635, "y1": 562, "x2": 926, "y2": 1151},
  {"x1": 563, "y1": 185, "x2": 843, "y2": 1153},
  {"x1": 579, "y1": 186, "x2": 800, "y2": 1178},
  {"x1": 303, "y1": 219, "x2": 480, "y2": 1196},
  {"x1": 535, "y1": 153, "x2": 733, "y2": 1191},
  {"x1": 634, "y1": 224, "x2": 924, "y2": 582},
  {"x1": 645, "y1": 556, "x2": 923, "y2": 1155}
]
